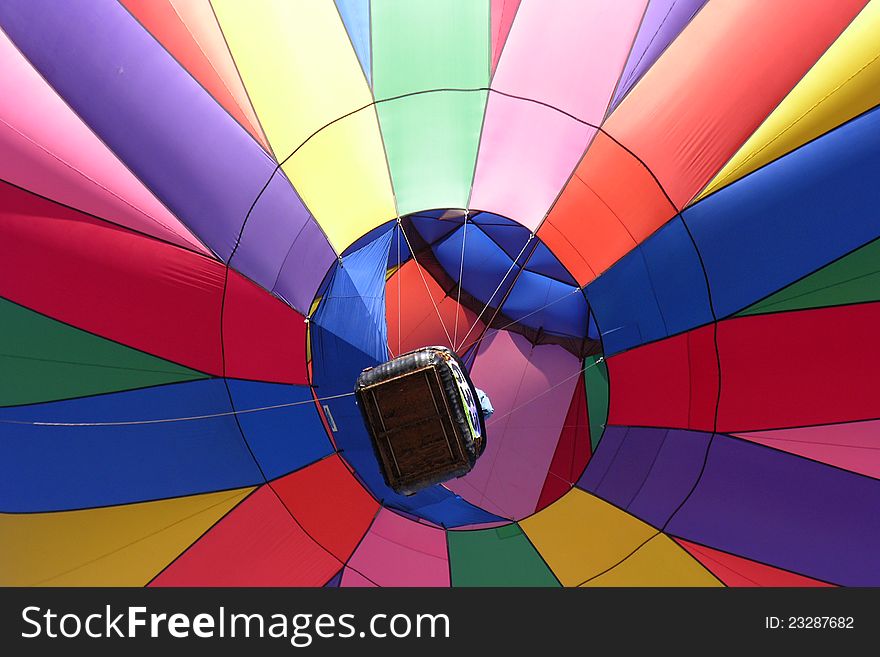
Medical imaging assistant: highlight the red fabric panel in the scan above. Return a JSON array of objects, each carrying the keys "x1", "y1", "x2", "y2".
[
  {"x1": 385, "y1": 260, "x2": 485, "y2": 355},
  {"x1": 223, "y1": 272, "x2": 307, "y2": 384},
  {"x1": 490, "y1": 0, "x2": 522, "y2": 73},
  {"x1": 0, "y1": 180, "x2": 225, "y2": 374},
  {"x1": 536, "y1": 374, "x2": 591, "y2": 512},
  {"x1": 272, "y1": 455, "x2": 379, "y2": 562},
  {"x1": 603, "y1": 0, "x2": 867, "y2": 208},
  {"x1": 606, "y1": 325, "x2": 717, "y2": 431},
  {"x1": 539, "y1": 132, "x2": 676, "y2": 286},
  {"x1": 0, "y1": 181, "x2": 307, "y2": 382},
  {"x1": 119, "y1": 0, "x2": 269, "y2": 150},
  {"x1": 716, "y1": 304, "x2": 880, "y2": 432},
  {"x1": 150, "y1": 486, "x2": 339, "y2": 586},
  {"x1": 675, "y1": 539, "x2": 834, "y2": 587}
]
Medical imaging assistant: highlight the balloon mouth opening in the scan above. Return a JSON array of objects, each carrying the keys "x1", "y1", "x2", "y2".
[{"x1": 310, "y1": 209, "x2": 603, "y2": 525}]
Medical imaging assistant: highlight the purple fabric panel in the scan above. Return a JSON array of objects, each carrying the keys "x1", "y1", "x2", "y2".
[
  {"x1": 231, "y1": 171, "x2": 334, "y2": 313},
  {"x1": 577, "y1": 426, "x2": 711, "y2": 528},
  {"x1": 607, "y1": 0, "x2": 706, "y2": 112},
  {"x1": 667, "y1": 435, "x2": 880, "y2": 586},
  {"x1": 0, "y1": 0, "x2": 333, "y2": 312},
  {"x1": 323, "y1": 570, "x2": 343, "y2": 588},
  {"x1": 625, "y1": 428, "x2": 711, "y2": 527}
]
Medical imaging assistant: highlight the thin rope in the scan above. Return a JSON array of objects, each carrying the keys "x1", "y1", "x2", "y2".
[
  {"x1": 0, "y1": 391, "x2": 356, "y2": 427},
  {"x1": 479, "y1": 287, "x2": 582, "y2": 342},
  {"x1": 397, "y1": 217, "x2": 454, "y2": 346},
  {"x1": 397, "y1": 222, "x2": 402, "y2": 356},
  {"x1": 456, "y1": 234, "x2": 534, "y2": 351},
  {"x1": 453, "y1": 212, "x2": 469, "y2": 347},
  {"x1": 486, "y1": 356, "x2": 604, "y2": 427}
]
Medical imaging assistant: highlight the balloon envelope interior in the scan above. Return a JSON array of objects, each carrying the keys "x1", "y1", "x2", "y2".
[{"x1": 0, "y1": 0, "x2": 878, "y2": 587}]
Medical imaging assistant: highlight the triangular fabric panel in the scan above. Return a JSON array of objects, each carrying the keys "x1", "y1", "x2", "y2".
[
  {"x1": 313, "y1": 229, "x2": 392, "y2": 363},
  {"x1": 733, "y1": 419, "x2": 880, "y2": 480},
  {"x1": 1, "y1": 487, "x2": 252, "y2": 586},
  {"x1": 0, "y1": 28, "x2": 206, "y2": 253},
  {"x1": 603, "y1": 0, "x2": 866, "y2": 209},
  {"x1": 607, "y1": 0, "x2": 708, "y2": 113},
  {"x1": 119, "y1": 0, "x2": 271, "y2": 151},
  {"x1": 335, "y1": 0, "x2": 372, "y2": 84},
  {"x1": 737, "y1": 238, "x2": 880, "y2": 316},
  {"x1": 0, "y1": 298, "x2": 206, "y2": 407},
  {"x1": 150, "y1": 485, "x2": 340, "y2": 586},
  {"x1": 536, "y1": 375, "x2": 591, "y2": 512},
  {"x1": 675, "y1": 539, "x2": 834, "y2": 587},
  {"x1": 697, "y1": 0, "x2": 880, "y2": 200},
  {"x1": 490, "y1": 0, "x2": 521, "y2": 74}
]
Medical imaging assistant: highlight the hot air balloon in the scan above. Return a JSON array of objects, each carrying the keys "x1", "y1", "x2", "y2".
[{"x1": 1, "y1": 0, "x2": 878, "y2": 588}]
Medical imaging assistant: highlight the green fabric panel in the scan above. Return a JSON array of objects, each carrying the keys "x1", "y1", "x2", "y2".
[
  {"x1": 447, "y1": 524, "x2": 560, "y2": 587},
  {"x1": 737, "y1": 239, "x2": 880, "y2": 317},
  {"x1": 737, "y1": 240, "x2": 880, "y2": 316},
  {"x1": 0, "y1": 299, "x2": 208, "y2": 406},
  {"x1": 372, "y1": 0, "x2": 489, "y2": 214},
  {"x1": 584, "y1": 355, "x2": 609, "y2": 452}
]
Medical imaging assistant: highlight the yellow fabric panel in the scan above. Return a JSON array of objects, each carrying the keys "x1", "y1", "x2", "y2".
[
  {"x1": 0, "y1": 487, "x2": 252, "y2": 586},
  {"x1": 519, "y1": 488, "x2": 656, "y2": 586},
  {"x1": 696, "y1": 0, "x2": 880, "y2": 200},
  {"x1": 280, "y1": 109, "x2": 396, "y2": 253},
  {"x1": 581, "y1": 534, "x2": 723, "y2": 587},
  {"x1": 211, "y1": 0, "x2": 395, "y2": 253}
]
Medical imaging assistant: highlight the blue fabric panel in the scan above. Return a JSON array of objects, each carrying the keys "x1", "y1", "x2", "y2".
[
  {"x1": 684, "y1": 105, "x2": 880, "y2": 319},
  {"x1": 503, "y1": 271, "x2": 586, "y2": 337},
  {"x1": 334, "y1": 0, "x2": 372, "y2": 83},
  {"x1": 310, "y1": 323, "x2": 503, "y2": 527},
  {"x1": 227, "y1": 380, "x2": 333, "y2": 481},
  {"x1": 434, "y1": 226, "x2": 516, "y2": 304},
  {"x1": 587, "y1": 310, "x2": 600, "y2": 341},
  {"x1": 586, "y1": 217, "x2": 711, "y2": 355},
  {"x1": 523, "y1": 241, "x2": 576, "y2": 284},
  {"x1": 477, "y1": 222, "x2": 531, "y2": 263},
  {"x1": 0, "y1": 379, "x2": 264, "y2": 512},
  {"x1": 410, "y1": 215, "x2": 461, "y2": 245},
  {"x1": 313, "y1": 229, "x2": 392, "y2": 363},
  {"x1": 324, "y1": 569, "x2": 343, "y2": 587}
]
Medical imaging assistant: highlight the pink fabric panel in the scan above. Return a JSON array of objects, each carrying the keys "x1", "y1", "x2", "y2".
[
  {"x1": 345, "y1": 509, "x2": 450, "y2": 587},
  {"x1": 469, "y1": 97, "x2": 595, "y2": 229},
  {"x1": 446, "y1": 331, "x2": 581, "y2": 519},
  {"x1": 490, "y1": 0, "x2": 647, "y2": 118},
  {"x1": 734, "y1": 419, "x2": 880, "y2": 479},
  {"x1": 0, "y1": 30, "x2": 207, "y2": 253},
  {"x1": 340, "y1": 568, "x2": 378, "y2": 587},
  {"x1": 471, "y1": 0, "x2": 647, "y2": 228}
]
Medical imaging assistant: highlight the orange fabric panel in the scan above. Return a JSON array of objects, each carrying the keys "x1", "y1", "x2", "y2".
[
  {"x1": 539, "y1": 132, "x2": 674, "y2": 286},
  {"x1": 603, "y1": 0, "x2": 867, "y2": 209},
  {"x1": 386, "y1": 260, "x2": 485, "y2": 355},
  {"x1": 119, "y1": 0, "x2": 269, "y2": 150}
]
